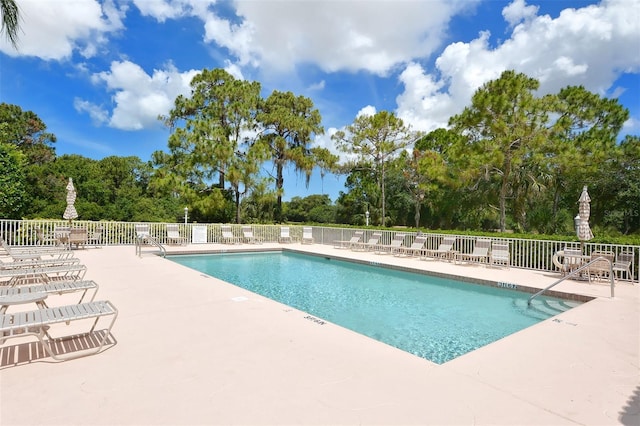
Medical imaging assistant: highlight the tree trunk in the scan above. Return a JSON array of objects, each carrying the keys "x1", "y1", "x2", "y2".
[
  {"x1": 275, "y1": 161, "x2": 284, "y2": 223},
  {"x1": 234, "y1": 188, "x2": 241, "y2": 224},
  {"x1": 380, "y1": 162, "x2": 386, "y2": 226},
  {"x1": 414, "y1": 199, "x2": 421, "y2": 229}
]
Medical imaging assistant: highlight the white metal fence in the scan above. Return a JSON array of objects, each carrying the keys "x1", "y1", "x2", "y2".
[{"x1": 1, "y1": 219, "x2": 637, "y2": 281}]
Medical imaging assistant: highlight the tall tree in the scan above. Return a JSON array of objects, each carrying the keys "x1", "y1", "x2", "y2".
[
  {"x1": 449, "y1": 70, "x2": 550, "y2": 232},
  {"x1": 159, "y1": 68, "x2": 262, "y2": 223},
  {"x1": 545, "y1": 85, "x2": 629, "y2": 221},
  {"x1": 257, "y1": 90, "x2": 324, "y2": 222},
  {"x1": 332, "y1": 110, "x2": 416, "y2": 226},
  {"x1": 0, "y1": 0, "x2": 20, "y2": 48}
]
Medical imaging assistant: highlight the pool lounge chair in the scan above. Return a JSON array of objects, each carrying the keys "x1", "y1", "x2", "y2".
[
  {"x1": 490, "y1": 242, "x2": 510, "y2": 268},
  {"x1": 455, "y1": 238, "x2": 491, "y2": 264},
  {"x1": 352, "y1": 232, "x2": 382, "y2": 252},
  {"x1": 242, "y1": 226, "x2": 262, "y2": 244},
  {"x1": 1, "y1": 256, "x2": 81, "y2": 270},
  {"x1": 396, "y1": 236, "x2": 427, "y2": 257},
  {"x1": 333, "y1": 231, "x2": 363, "y2": 249},
  {"x1": 135, "y1": 224, "x2": 150, "y2": 242},
  {"x1": 0, "y1": 263, "x2": 87, "y2": 286},
  {"x1": 166, "y1": 224, "x2": 187, "y2": 245},
  {"x1": 421, "y1": 236, "x2": 457, "y2": 260},
  {"x1": 0, "y1": 300, "x2": 118, "y2": 361},
  {"x1": 221, "y1": 225, "x2": 241, "y2": 244},
  {"x1": 374, "y1": 233, "x2": 406, "y2": 255},
  {"x1": 301, "y1": 227, "x2": 314, "y2": 244},
  {"x1": 0, "y1": 280, "x2": 99, "y2": 305},
  {"x1": 279, "y1": 226, "x2": 292, "y2": 243},
  {"x1": 0, "y1": 238, "x2": 71, "y2": 260}
]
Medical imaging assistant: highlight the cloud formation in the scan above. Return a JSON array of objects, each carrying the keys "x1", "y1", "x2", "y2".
[
  {"x1": 0, "y1": 0, "x2": 125, "y2": 60},
  {"x1": 82, "y1": 61, "x2": 199, "y2": 130},
  {"x1": 396, "y1": 0, "x2": 640, "y2": 133}
]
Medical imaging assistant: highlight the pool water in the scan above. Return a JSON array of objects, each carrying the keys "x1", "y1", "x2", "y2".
[{"x1": 169, "y1": 252, "x2": 580, "y2": 364}]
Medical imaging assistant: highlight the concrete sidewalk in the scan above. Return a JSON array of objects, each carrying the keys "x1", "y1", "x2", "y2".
[{"x1": 1, "y1": 244, "x2": 638, "y2": 425}]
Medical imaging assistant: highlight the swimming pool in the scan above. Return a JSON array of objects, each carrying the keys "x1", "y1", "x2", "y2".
[{"x1": 169, "y1": 251, "x2": 580, "y2": 364}]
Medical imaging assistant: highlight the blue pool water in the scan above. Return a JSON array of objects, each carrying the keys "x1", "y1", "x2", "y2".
[{"x1": 169, "y1": 252, "x2": 579, "y2": 364}]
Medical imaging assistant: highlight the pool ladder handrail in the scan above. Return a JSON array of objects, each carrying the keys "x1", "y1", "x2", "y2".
[
  {"x1": 528, "y1": 256, "x2": 614, "y2": 306},
  {"x1": 135, "y1": 234, "x2": 166, "y2": 258}
]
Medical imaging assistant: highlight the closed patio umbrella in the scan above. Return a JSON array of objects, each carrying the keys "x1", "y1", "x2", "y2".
[
  {"x1": 577, "y1": 185, "x2": 594, "y2": 243},
  {"x1": 63, "y1": 177, "x2": 78, "y2": 221}
]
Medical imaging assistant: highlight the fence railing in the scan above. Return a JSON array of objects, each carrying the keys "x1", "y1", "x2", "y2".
[{"x1": 1, "y1": 220, "x2": 637, "y2": 282}]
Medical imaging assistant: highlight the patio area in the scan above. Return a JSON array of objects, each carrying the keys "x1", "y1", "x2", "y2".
[{"x1": 1, "y1": 243, "x2": 638, "y2": 425}]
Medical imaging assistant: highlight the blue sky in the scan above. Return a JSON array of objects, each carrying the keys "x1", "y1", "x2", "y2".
[{"x1": 1, "y1": 0, "x2": 639, "y2": 202}]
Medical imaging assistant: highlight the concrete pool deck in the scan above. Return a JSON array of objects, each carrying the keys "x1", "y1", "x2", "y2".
[{"x1": 1, "y1": 243, "x2": 638, "y2": 425}]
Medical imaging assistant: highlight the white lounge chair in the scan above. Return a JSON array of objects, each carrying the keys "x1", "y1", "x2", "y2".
[
  {"x1": 0, "y1": 280, "x2": 99, "y2": 305},
  {"x1": 396, "y1": 235, "x2": 427, "y2": 257},
  {"x1": 352, "y1": 232, "x2": 382, "y2": 252},
  {"x1": 0, "y1": 263, "x2": 87, "y2": 286},
  {"x1": 135, "y1": 224, "x2": 150, "y2": 241},
  {"x1": 455, "y1": 238, "x2": 491, "y2": 264},
  {"x1": 0, "y1": 238, "x2": 71, "y2": 260},
  {"x1": 374, "y1": 233, "x2": 406, "y2": 255},
  {"x1": 1, "y1": 256, "x2": 81, "y2": 269},
  {"x1": 0, "y1": 300, "x2": 118, "y2": 361},
  {"x1": 279, "y1": 226, "x2": 292, "y2": 243},
  {"x1": 301, "y1": 227, "x2": 314, "y2": 244},
  {"x1": 221, "y1": 225, "x2": 241, "y2": 244},
  {"x1": 242, "y1": 226, "x2": 262, "y2": 244},
  {"x1": 166, "y1": 224, "x2": 187, "y2": 245},
  {"x1": 422, "y1": 236, "x2": 457, "y2": 260},
  {"x1": 333, "y1": 231, "x2": 363, "y2": 249},
  {"x1": 490, "y1": 242, "x2": 510, "y2": 268}
]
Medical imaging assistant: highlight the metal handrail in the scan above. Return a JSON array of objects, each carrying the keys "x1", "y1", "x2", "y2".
[
  {"x1": 528, "y1": 256, "x2": 614, "y2": 305},
  {"x1": 135, "y1": 235, "x2": 166, "y2": 258}
]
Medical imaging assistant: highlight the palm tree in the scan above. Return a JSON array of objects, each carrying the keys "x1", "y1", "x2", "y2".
[{"x1": 1, "y1": 0, "x2": 20, "y2": 48}]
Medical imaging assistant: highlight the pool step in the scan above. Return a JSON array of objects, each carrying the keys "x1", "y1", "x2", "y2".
[{"x1": 516, "y1": 298, "x2": 581, "y2": 321}]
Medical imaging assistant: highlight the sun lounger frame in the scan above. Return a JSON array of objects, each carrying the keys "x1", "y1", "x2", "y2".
[{"x1": 0, "y1": 300, "x2": 118, "y2": 361}]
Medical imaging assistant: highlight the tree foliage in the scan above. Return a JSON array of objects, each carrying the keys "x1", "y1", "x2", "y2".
[
  {"x1": 332, "y1": 110, "x2": 417, "y2": 226},
  {"x1": 257, "y1": 90, "x2": 324, "y2": 222},
  {"x1": 1, "y1": 68, "x2": 637, "y2": 237}
]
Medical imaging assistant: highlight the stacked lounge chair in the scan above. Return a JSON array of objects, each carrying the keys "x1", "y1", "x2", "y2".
[{"x1": 0, "y1": 240, "x2": 118, "y2": 362}]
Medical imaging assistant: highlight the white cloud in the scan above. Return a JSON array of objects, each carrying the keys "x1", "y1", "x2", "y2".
[
  {"x1": 129, "y1": 0, "x2": 479, "y2": 76},
  {"x1": 83, "y1": 60, "x2": 199, "y2": 130},
  {"x1": 356, "y1": 105, "x2": 377, "y2": 118},
  {"x1": 73, "y1": 98, "x2": 109, "y2": 125},
  {"x1": 396, "y1": 0, "x2": 640, "y2": 133},
  {"x1": 502, "y1": 0, "x2": 539, "y2": 28},
  {"x1": 0, "y1": 0, "x2": 125, "y2": 60},
  {"x1": 231, "y1": 0, "x2": 478, "y2": 75},
  {"x1": 307, "y1": 80, "x2": 325, "y2": 92}
]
